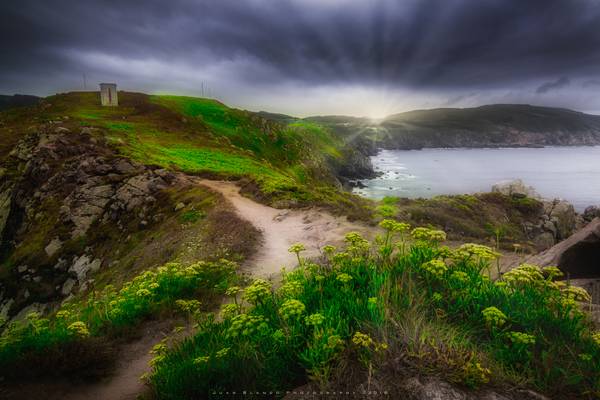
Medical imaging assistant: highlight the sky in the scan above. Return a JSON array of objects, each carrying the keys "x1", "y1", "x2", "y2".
[{"x1": 1, "y1": 0, "x2": 600, "y2": 118}]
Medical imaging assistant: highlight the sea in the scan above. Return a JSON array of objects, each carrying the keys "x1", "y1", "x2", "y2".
[{"x1": 354, "y1": 147, "x2": 600, "y2": 212}]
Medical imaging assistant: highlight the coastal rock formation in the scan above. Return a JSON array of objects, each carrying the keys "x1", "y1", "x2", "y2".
[
  {"x1": 527, "y1": 218, "x2": 600, "y2": 278},
  {"x1": 492, "y1": 180, "x2": 579, "y2": 250}
]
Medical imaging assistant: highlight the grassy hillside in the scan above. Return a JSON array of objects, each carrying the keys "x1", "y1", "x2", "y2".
[
  {"x1": 0, "y1": 94, "x2": 39, "y2": 112},
  {"x1": 4, "y1": 92, "x2": 372, "y2": 214},
  {"x1": 1, "y1": 93, "x2": 599, "y2": 399},
  {"x1": 0, "y1": 90, "x2": 376, "y2": 323}
]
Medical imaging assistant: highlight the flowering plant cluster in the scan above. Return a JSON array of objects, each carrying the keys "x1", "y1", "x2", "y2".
[
  {"x1": 304, "y1": 313, "x2": 325, "y2": 327},
  {"x1": 379, "y1": 219, "x2": 410, "y2": 233},
  {"x1": 344, "y1": 232, "x2": 371, "y2": 256},
  {"x1": 279, "y1": 299, "x2": 306, "y2": 320},
  {"x1": 336, "y1": 272, "x2": 353, "y2": 284},
  {"x1": 454, "y1": 243, "x2": 500, "y2": 261},
  {"x1": 277, "y1": 279, "x2": 303, "y2": 299},
  {"x1": 421, "y1": 259, "x2": 448, "y2": 278},
  {"x1": 243, "y1": 279, "x2": 272, "y2": 305},
  {"x1": 227, "y1": 314, "x2": 270, "y2": 338},
  {"x1": 506, "y1": 331, "x2": 536, "y2": 346},
  {"x1": 482, "y1": 306, "x2": 508, "y2": 329},
  {"x1": 411, "y1": 227, "x2": 447, "y2": 243}
]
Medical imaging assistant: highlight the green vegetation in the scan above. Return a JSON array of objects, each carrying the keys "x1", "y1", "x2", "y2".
[
  {"x1": 148, "y1": 223, "x2": 599, "y2": 399},
  {"x1": 385, "y1": 192, "x2": 544, "y2": 249},
  {"x1": 179, "y1": 209, "x2": 206, "y2": 224},
  {"x1": 19, "y1": 92, "x2": 369, "y2": 214},
  {"x1": 0, "y1": 259, "x2": 239, "y2": 377}
]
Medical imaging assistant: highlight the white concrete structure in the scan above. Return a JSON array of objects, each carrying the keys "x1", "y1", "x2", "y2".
[{"x1": 99, "y1": 83, "x2": 118, "y2": 106}]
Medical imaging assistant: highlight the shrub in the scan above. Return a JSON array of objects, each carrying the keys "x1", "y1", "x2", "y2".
[{"x1": 149, "y1": 230, "x2": 599, "y2": 399}]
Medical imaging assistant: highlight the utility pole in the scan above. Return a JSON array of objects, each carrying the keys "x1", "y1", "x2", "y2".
[{"x1": 83, "y1": 73, "x2": 87, "y2": 90}]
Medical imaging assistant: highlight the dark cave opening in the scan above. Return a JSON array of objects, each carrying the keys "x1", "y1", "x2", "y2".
[{"x1": 558, "y1": 240, "x2": 600, "y2": 279}]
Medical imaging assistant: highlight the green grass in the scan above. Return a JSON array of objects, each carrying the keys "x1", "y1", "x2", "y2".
[
  {"x1": 179, "y1": 210, "x2": 206, "y2": 224},
  {"x1": 150, "y1": 95, "x2": 345, "y2": 186},
  {"x1": 148, "y1": 224, "x2": 600, "y2": 399},
  {"x1": 151, "y1": 95, "x2": 296, "y2": 163}
]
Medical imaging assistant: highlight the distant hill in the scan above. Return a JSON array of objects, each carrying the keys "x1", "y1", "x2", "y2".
[
  {"x1": 0, "y1": 94, "x2": 40, "y2": 111},
  {"x1": 308, "y1": 104, "x2": 600, "y2": 149},
  {"x1": 255, "y1": 111, "x2": 297, "y2": 125}
]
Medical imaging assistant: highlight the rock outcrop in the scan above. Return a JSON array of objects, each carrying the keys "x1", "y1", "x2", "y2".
[
  {"x1": 527, "y1": 218, "x2": 600, "y2": 279},
  {"x1": 583, "y1": 205, "x2": 600, "y2": 222},
  {"x1": 492, "y1": 180, "x2": 580, "y2": 250},
  {"x1": 0, "y1": 125, "x2": 181, "y2": 319}
]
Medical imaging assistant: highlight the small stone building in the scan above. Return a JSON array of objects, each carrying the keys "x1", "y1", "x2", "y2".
[{"x1": 99, "y1": 83, "x2": 118, "y2": 106}]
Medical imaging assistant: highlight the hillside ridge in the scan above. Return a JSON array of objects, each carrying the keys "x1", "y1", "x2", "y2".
[{"x1": 299, "y1": 104, "x2": 600, "y2": 150}]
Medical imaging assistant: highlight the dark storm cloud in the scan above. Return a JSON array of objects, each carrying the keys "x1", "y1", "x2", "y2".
[
  {"x1": 536, "y1": 77, "x2": 571, "y2": 94},
  {"x1": 1, "y1": 0, "x2": 600, "y2": 110}
]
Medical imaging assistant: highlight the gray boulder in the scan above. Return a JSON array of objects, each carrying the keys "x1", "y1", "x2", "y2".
[
  {"x1": 492, "y1": 179, "x2": 541, "y2": 199},
  {"x1": 527, "y1": 218, "x2": 600, "y2": 279},
  {"x1": 545, "y1": 199, "x2": 576, "y2": 240},
  {"x1": 583, "y1": 205, "x2": 600, "y2": 222},
  {"x1": 61, "y1": 278, "x2": 76, "y2": 296},
  {"x1": 44, "y1": 237, "x2": 62, "y2": 257},
  {"x1": 69, "y1": 255, "x2": 102, "y2": 282}
]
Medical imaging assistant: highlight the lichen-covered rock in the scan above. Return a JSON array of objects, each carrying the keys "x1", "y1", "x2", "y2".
[
  {"x1": 0, "y1": 127, "x2": 186, "y2": 318},
  {"x1": 44, "y1": 237, "x2": 62, "y2": 257},
  {"x1": 69, "y1": 255, "x2": 102, "y2": 282},
  {"x1": 61, "y1": 278, "x2": 76, "y2": 296},
  {"x1": 533, "y1": 231, "x2": 555, "y2": 250},
  {"x1": 583, "y1": 205, "x2": 600, "y2": 222},
  {"x1": 0, "y1": 298, "x2": 14, "y2": 319},
  {"x1": 545, "y1": 199, "x2": 576, "y2": 240}
]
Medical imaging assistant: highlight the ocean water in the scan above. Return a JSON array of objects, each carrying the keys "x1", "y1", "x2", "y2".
[{"x1": 354, "y1": 147, "x2": 600, "y2": 211}]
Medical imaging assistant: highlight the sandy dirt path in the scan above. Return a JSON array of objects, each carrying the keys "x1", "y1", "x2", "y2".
[
  {"x1": 199, "y1": 180, "x2": 378, "y2": 277},
  {"x1": 200, "y1": 180, "x2": 527, "y2": 276}
]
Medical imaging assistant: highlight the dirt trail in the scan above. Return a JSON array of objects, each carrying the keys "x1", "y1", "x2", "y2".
[
  {"x1": 199, "y1": 180, "x2": 378, "y2": 277},
  {"x1": 2, "y1": 319, "x2": 181, "y2": 400},
  {"x1": 58, "y1": 322, "x2": 165, "y2": 400},
  {"x1": 200, "y1": 180, "x2": 527, "y2": 276}
]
